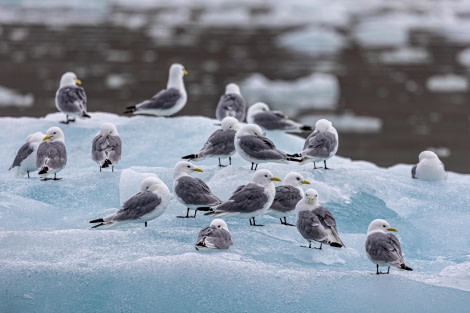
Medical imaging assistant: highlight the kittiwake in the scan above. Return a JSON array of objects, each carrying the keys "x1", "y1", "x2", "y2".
[
  {"x1": 247, "y1": 102, "x2": 312, "y2": 132},
  {"x1": 215, "y1": 83, "x2": 246, "y2": 122},
  {"x1": 195, "y1": 218, "x2": 233, "y2": 251},
  {"x1": 411, "y1": 150, "x2": 447, "y2": 181},
  {"x1": 9, "y1": 131, "x2": 44, "y2": 178},
  {"x1": 55, "y1": 72, "x2": 90, "y2": 124},
  {"x1": 36, "y1": 127, "x2": 67, "y2": 181},
  {"x1": 91, "y1": 122, "x2": 122, "y2": 172}
]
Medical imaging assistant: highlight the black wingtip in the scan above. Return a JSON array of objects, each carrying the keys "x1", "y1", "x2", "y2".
[
  {"x1": 89, "y1": 218, "x2": 105, "y2": 224},
  {"x1": 300, "y1": 125, "x2": 313, "y2": 131},
  {"x1": 82, "y1": 112, "x2": 91, "y2": 118},
  {"x1": 101, "y1": 159, "x2": 112, "y2": 168},
  {"x1": 38, "y1": 167, "x2": 48, "y2": 175},
  {"x1": 287, "y1": 156, "x2": 302, "y2": 162},
  {"x1": 182, "y1": 154, "x2": 197, "y2": 160},
  {"x1": 330, "y1": 242, "x2": 343, "y2": 248},
  {"x1": 124, "y1": 106, "x2": 136, "y2": 114},
  {"x1": 401, "y1": 264, "x2": 413, "y2": 271},
  {"x1": 204, "y1": 211, "x2": 215, "y2": 216}
]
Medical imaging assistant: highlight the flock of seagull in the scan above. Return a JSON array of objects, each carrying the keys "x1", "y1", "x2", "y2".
[{"x1": 8, "y1": 62, "x2": 449, "y2": 275}]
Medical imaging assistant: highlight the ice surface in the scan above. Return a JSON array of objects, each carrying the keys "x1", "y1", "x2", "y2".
[
  {"x1": 1, "y1": 113, "x2": 470, "y2": 312},
  {"x1": 426, "y1": 74, "x2": 469, "y2": 92}
]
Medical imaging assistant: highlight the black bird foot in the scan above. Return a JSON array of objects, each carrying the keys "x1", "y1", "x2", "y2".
[
  {"x1": 280, "y1": 218, "x2": 294, "y2": 226},
  {"x1": 177, "y1": 215, "x2": 195, "y2": 218},
  {"x1": 52, "y1": 177, "x2": 63, "y2": 181}
]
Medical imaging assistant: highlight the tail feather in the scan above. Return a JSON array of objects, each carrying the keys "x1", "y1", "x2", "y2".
[
  {"x1": 101, "y1": 159, "x2": 112, "y2": 168},
  {"x1": 90, "y1": 218, "x2": 105, "y2": 224},
  {"x1": 300, "y1": 125, "x2": 312, "y2": 132},
  {"x1": 182, "y1": 154, "x2": 198, "y2": 160},
  {"x1": 400, "y1": 264, "x2": 413, "y2": 271},
  {"x1": 38, "y1": 166, "x2": 49, "y2": 175},
  {"x1": 81, "y1": 112, "x2": 91, "y2": 118},
  {"x1": 124, "y1": 105, "x2": 136, "y2": 114},
  {"x1": 286, "y1": 156, "x2": 302, "y2": 162}
]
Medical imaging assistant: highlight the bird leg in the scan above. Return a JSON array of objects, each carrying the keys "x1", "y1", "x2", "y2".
[
  {"x1": 249, "y1": 217, "x2": 263, "y2": 226},
  {"x1": 280, "y1": 217, "x2": 294, "y2": 226},
  {"x1": 177, "y1": 208, "x2": 194, "y2": 218},
  {"x1": 250, "y1": 163, "x2": 258, "y2": 171},
  {"x1": 313, "y1": 162, "x2": 318, "y2": 169},
  {"x1": 323, "y1": 160, "x2": 330, "y2": 170},
  {"x1": 52, "y1": 173, "x2": 62, "y2": 181},
  {"x1": 375, "y1": 265, "x2": 390, "y2": 275},
  {"x1": 229, "y1": 156, "x2": 232, "y2": 165},
  {"x1": 145, "y1": 222, "x2": 148, "y2": 227},
  {"x1": 27, "y1": 171, "x2": 30, "y2": 178},
  {"x1": 218, "y1": 158, "x2": 227, "y2": 167}
]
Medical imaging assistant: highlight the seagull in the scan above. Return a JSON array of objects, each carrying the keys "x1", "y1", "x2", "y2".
[
  {"x1": 36, "y1": 127, "x2": 67, "y2": 181},
  {"x1": 124, "y1": 63, "x2": 188, "y2": 116},
  {"x1": 173, "y1": 161, "x2": 222, "y2": 218},
  {"x1": 206, "y1": 169, "x2": 281, "y2": 226},
  {"x1": 295, "y1": 188, "x2": 345, "y2": 249},
  {"x1": 9, "y1": 132, "x2": 44, "y2": 178},
  {"x1": 365, "y1": 219, "x2": 413, "y2": 275},
  {"x1": 182, "y1": 116, "x2": 240, "y2": 167},
  {"x1": 267, "y1": 172, "x2": 310, "y2": 226},
  {"x1": 295, "y1": 119, "x2": 338, "y2": 169},
  {"x1": 411, "y1": 150, "x2": 447, "y2": 180},
  {"x1": 235, "y1": 123, "x2": 299, "y2": 170},
  {"x1": 247, "y1": 102, "x2": 312, "y2": 132},
  {"x1": 55, "y1": 72, "x2": 90, "y2": 124},
  {"x1": 195, "y1": 219, "x2": 233, "y2": 251},
  {"x1": 89, "y1": 177, "x2": 170, "y2": 229},
  {"x1": 91, "y1": 122, "x2": 122, "y2": 172},
  {"x1": 215, "y1": 83, "x2": 246, "y2": 122}
]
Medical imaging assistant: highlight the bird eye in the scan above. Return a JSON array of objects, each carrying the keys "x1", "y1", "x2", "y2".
[{"x1": 383, "y1": 225, "x2": 386, "y2": 227}]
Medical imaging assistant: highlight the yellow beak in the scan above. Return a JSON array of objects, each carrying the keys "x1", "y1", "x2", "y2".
[
  {"x1": 308, "y1": 197, "x2": 313, "y2": 204},
  {"x1": 270, "y1": 177, "x2": 281, "y2": 182},
  {"x1": 193, "y1": 167, "x2": 203, "y2": 173},
  {"x1": 43, "y1": 135, "x2": 51, "y2": 141},
  {"x1": 183, "y1": 70, "x2": 188, "y2": 75},
  {"x1": 388, "y1": 227, "x2": 398, "y2": 232},
  {"x1": 75, "y1": 79, "x2": 82, "y2": 85},
  {"x1": 302, "y1": 180, "x2": 310, "y2": 185}
]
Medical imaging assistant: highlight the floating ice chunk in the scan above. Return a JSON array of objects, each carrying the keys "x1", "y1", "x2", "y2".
[
  {"x1": 379, "y1": 47, "x2": 430, "y2": 65},
  {"x1": 300, "y1": 112, "x2": 383, "y2": 134},
  {"x1": 426, "y1": 74, "x2": 468, "y2": 92},
  {"x1": 0, "y1": 85, "x2": 34, "y2": 108}
]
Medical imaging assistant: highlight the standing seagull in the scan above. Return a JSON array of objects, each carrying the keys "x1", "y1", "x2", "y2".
[
  {"x1": 182, "y1": 116, "x2": 240, "y2": 167},
  {"x1": 55, "y1": 72, "x2": 90, "y2": 124},
  {"x1": 296, "y1": 119, "x2": 338, "y2": 169},
  {"x1": 9, "y1": 132, "x2": 44, "y2": 178},
  {"x1": 36, "y1": 127, "x2": 67, "y2": 181},
  {"x1": 91, "y1": 122, "x2": 122, "y2": 172},
  {"x1": 296, "y1": 188, "x2": 344, "y2": 249},
  {"x1": 89, "y1": 177, "x2": 170, "y2": 229},
  {"x1": 125, "y1": 63, "x2": 188, "y2": 116},
  {"x1": 365, "y1": 219, "x2": 413, "y2": 275},
  {"x1": 195, "y1": 219, "x2": 233, "y2": 251},
  {"x1": 173, "y1": 161, "x2": 222, "y2": 218},
  {"x1": 207, "y1": 169, "x2": 281, "y2": 226},
  {"x1": 215, "y1": 83, "x2": 246, "y2": 122},
  {"x1": 267, "y1": 172, "x2": 310, "y2": 226},
  {"x1": 235, "y1": 123, "x2": 298, "y2": 170},
  {"x1": 411, "y1": 150, "x2": 447, "y2": 181},
  {"x1": 247, "y1": 102, "x2": 312, "y2": 132}
]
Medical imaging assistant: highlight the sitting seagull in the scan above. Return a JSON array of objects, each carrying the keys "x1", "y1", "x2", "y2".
[
  {"x1": 247, "y1": 102, "x2": 312, "y2": 132},
  {"x1": 55, "y1": 72, "x2": 90, "y2": 124},
  {"x1": 235, "y1": 123, "x2": 298, "y2": 170},
  {"x1": 295, "y1": 188, "x2": 344, "y2": 249},
  {"x1": 296, "y1": 119, "x2": 338, "y2": 169},
  {"x1": 215, "y1": 83, "x2": 246, "y2": 122},
  {"x1": 91, "y1": 122, "x2": 122, "y2": 172},
  {"x1": 267, "y1": 172, "x2": 310, "y2": 226},
  {"x1": 206, "y1": 169, "x2": 281, "y2": 226},
  {"x1": 182, "y1": 116, "x2": 240, "y2": 167},
  {"x1": 125, "y1": 63, "x2": 188, "y2": 116},
  {"x1": 365, "y1": 219, "x2": 413, "y2": 275},
  {"x1": 36, "y1": 127, "x2": 67, "y2": 181},
  {"x1": 9, "y1": 132, "x2": 44, "y2": 178},
  {"x1": 173, "y1": 161, "x2": 222, "y2": 218},
  {"x1": 195, "y1": 219, "x2": 233, "y2": 251},
  {"x1": 89, "y1": 177, "x2": 170, "y2": 229},
  {"x1": 411, "y1": 150, "x2": 447, "y2": 181}
]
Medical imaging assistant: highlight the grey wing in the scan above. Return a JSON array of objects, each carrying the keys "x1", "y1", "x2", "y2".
[
  {"x1": 216, "y1": 94, "x2": 246, "y2": 121},
  {"x1": 138, "y1": 87, "x2": 181, "y2": 110},
  {"x1": 57, "y1": 85, "x2": 87, "y2": 113},
  {"x1": 10, "y1": 142, "x2": 34, "y2": 169},
  {"x1": 303, "y1": 132, "x2": 336, "y2": 158},
  {"x1": 411, "y1": 165, "x2": 417, "y2": 179},
  {"x1": 313, "y1": 206, "x2": 338, "y2": 232},
  {"x1": 215, "y1": 183, "x2": 268, "y2": 214},
  {"x1": 106, "y1": 135, "x2": 122, "y2": 163},
  {"x1": 296, "y1": 210, "x2": 323, "y2": 241},
  {"x1": 270, "y1": 186, "x2": 302, "y2": 213},
  {"x1": 196, "y1": 227, "x2": 233, "y2": 249},
  {"x1": 366, "y1": 232, "x2": 404, "y2": 267},
  {"x1": 200, "y1": 129, "x2": 236, "y2": 157},
  {"x1": 36, "y1": 141, "x2": 67, "y2": 169},
  {"x1": 175, "y1": 176, "x2": 221, "y2": 206},
  {"x1": 253, "y1": 111, "x2": 295, "y2": 131},
  {"x1": 238, "y1": 135, "x2": 286, "y2": 160},
  {"x1": 91, "y1": 135, "x2": 107, "y2": 162},
  {"x1": 113, "y1": 192, "x2": 162, "y2": 221}
]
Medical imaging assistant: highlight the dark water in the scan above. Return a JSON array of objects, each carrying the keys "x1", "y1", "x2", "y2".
[{"x1": 1, "y1": 6, "x2": 470, "y2": 173}]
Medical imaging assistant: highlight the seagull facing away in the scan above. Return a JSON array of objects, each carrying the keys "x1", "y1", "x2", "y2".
[
  {"x1": 9, "y1": 132, "x2": 44, "y2": 178},
  {"x1": 182, "y1": 116, "x2": 240, "y2": 167},
  {"x1": 91, "y1": 122, "x2": 122, "y2": 172},
  {"x1": 195, "y1": 219, "x2": 233, "y2": 251},
  {"x1": 124, "y1": 63, "x2": 188, "y2": 116},
  {"x1": 55, "y1": 72, "x2": 90, "y2": 124},
  {"x1": 89, "y1": 177, "x2": 170, "y2": 229},
  {"x1": 267, "y1": 172, "x2": 310, "y2": 226},
  {"x1": 215, "y1": 83, "x2": 246, "y2": 122},
  {"x1": 36, "y1": 127, "x2": 67, "y2": 181},
  {"x1": 295, "y1": 188, "x2": 345, "y2": 249},
  {"x1": 246, "y1": 102, "x2": 312, "y2": 132},
  {"x1": 206, "y1": 169, "x2": 281, "y2": 226},
  {"x1": 296, "y1": 119, "x2": 338, "y2": 169},
  {"x1": 235, "y1": 123, "x2": 299, "y2": 170},
  {"x1": 411, "y1": 150, "x2": 447, "y2": 181},
  {"x1": 365, "y1": 219, "x2": 413, "y2": 275},
  {"x1": 173, "y1": 161, "x2": 222, "y2": 218}
]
